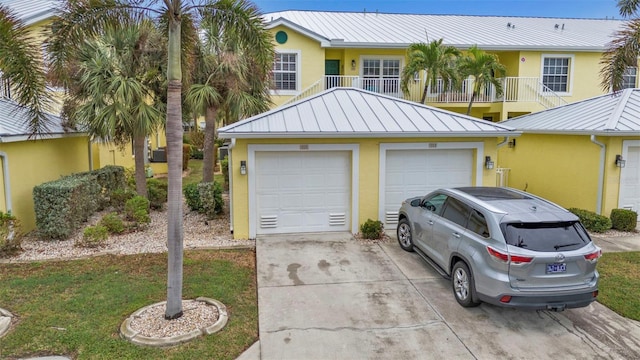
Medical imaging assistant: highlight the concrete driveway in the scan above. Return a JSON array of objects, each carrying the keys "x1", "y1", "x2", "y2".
[{"x1": 255, "y1": 233, "x2": 640, "y2": 359}]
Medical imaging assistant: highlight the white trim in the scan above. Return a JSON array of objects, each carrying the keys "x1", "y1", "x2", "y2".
[
  {"x1": 540, "y1": 53, "x2": 575, "y2": 96},
  {"x1": 270, "y1": 49, "x2": 302, "y2": 96},
  {"x1": 247, "y1": 143, "x2": 360, "y2": 239},
  {"x1": 377, "y1": 142, "x2": 485, "y2": 223}
]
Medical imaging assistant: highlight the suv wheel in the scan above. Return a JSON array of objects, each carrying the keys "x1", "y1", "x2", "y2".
[
  {"x1": 452, "y1": 261, "x2": 481, "y2": 307},
  {"x1": 396, "y1": 218, "x2": 414, "y2": 252}
]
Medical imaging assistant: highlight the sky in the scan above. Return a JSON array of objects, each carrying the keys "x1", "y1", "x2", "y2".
[{"x1": 251, "y1": 0, "x2": 624, "y2": 20}]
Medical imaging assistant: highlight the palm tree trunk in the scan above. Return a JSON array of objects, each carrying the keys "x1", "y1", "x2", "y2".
[
  {"x1": 202, "y1": 106, "x2": 217, "y2": 183},
  {"x1": 165, "y1": 17, "x2": 184, "y2": 320},
  {"x1": 133, "y1": 135, "x2": 148, "y2": 197},
  {"x1": 421, "y1": 84, "x2": 429, "y2": 104},
  {"x1": 466, "y1": 92, "x2": 476, "y2": 115}
]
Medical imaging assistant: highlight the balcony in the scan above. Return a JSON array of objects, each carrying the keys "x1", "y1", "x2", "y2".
[{"x1": 282, "y1": 76, "x2": 567, "y2": 109}]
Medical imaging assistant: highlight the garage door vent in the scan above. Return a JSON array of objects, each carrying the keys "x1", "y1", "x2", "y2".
[
  {"x1": 385, "y1": 211, "x2": 398, "y2": 225},
  {"x1": 260, "y1": 215, "x2": 278, "y2": 228},
  {"x1": 329, "y1": 213, "x2": 346, "y2": 226}
]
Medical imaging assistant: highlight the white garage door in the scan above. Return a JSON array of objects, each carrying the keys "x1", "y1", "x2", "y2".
[
  {"x1": 255, "y1": 151, "x2": 351, "y2": 234},
  {"x1": 383, "y1": 149, "x2": 473, "y2": 227},
  {"x1": 619, "y1": 145, "x2": 640, "y2": 220}
]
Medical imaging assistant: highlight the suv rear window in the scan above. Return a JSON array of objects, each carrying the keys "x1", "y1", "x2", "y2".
[{"x1": 502, "y1": 221, "x2": 591, "y2": 252}]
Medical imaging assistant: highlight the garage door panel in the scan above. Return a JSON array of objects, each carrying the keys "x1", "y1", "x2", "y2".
[
  {"x1": 384, "y1": 149, "x2": 473, "y2": 228},
  {"x1": 619, "y1": 146, "x2": 640, "y2": 219},
  {"x1": 256, "y1": 151, "x2": 351, "y2": 235}
]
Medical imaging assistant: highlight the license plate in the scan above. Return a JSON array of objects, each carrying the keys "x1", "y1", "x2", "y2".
[{"x1": 546, "y1": 263, "x2": 566, "y2": 273}]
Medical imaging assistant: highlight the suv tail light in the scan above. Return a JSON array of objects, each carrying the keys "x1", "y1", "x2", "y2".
[
  {"x1": 584, "y1": 249, "x2": 602, "y2": 261},
  {"x1": 487, "y1": 246, "x2": 533, "y2": 264}
]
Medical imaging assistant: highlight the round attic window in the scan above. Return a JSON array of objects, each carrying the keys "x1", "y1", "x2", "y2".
[{"x1": 275, "y1": 31, "x2": 288, "y2": 44}]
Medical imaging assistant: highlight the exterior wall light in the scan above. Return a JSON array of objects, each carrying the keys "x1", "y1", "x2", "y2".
[
  {"x1": 485, "y1": 156, "x2": 495, "y2": 170},
  {"x1": 615, "y1": 155, "x2": 626, "y2": 168},
  {"x1": 240, "y1": 160, "x2": 247, "y2": 175},
  {"x1": 508, "y1": 139, "x2": 516, "y2": 148},
  {"x1": 351, "y1": 59, "x2": 356, "y2": 70}
]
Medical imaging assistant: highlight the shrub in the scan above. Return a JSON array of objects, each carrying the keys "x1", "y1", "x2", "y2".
[
  {"x1": 190, "y1": 149, "x2": 204, "y2": 159},
  {"x1": 33, "y1": 175, "x2": 100, "y2": 240},
  {"x1": 183, "y1": 183, "x2": 202, "y2": 211},
  {"x1": 147, "y1": 178, "x2": 168, "y2": 210},
  {"x1": 188, "y1": 130, "x2": 205, "y2": 150},
  {"x1": 360, "y1": 219, "x2": 384, "y2": 239},
  {"x1": 0, "y1": 212, "x2": 22, "y2": 256},
  {"x1": 79, "y1": 225, "x2": 108, "y2": 248},
  {"x1": 568, "y1": 208, "x2": 612, "y2": 233},
  {"x1": 183, "y1": 144, "x2": 191, "y2": 171},
  {"x1": 610, "y1": 209, "x2": 638, "y2": 232},
  {"x1": 100, "y1": 212, "x2": 125, "y2": 234},
  {"x1": 221, "y1": 156, "x2": 229, "y2": 190},
  {"x1": 125, "y1": 196, "x2": 151, "y2": 225},
  {"x1": 110, "y1": 187, "x2": 135, "y2": 211}
]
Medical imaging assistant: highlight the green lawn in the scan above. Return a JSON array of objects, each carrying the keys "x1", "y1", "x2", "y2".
[
  {"x1": 0, "y1": 250, "x2": 257, "y2": 359},
  {"x1": 597, "y1": 252, "x2": 640, "y2": 321},
  {"x1": 159, "y1": 159, "x2": 225, "y2": 187}
]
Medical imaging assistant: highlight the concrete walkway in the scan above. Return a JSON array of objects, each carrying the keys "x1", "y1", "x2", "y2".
[{"x1": 249, "y1": 231, "x2": 640, "y2": 360}]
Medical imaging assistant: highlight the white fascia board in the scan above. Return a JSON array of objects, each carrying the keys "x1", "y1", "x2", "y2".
[
  {"x1": 0, "y1": 132, "x2": 87, "y2": 143},
  {"x1": 218, "y1": 131, "x2": 520, "y2": 139},
  {"x1": 325, "y1": 42, "x2": 605, "y2": 52},
  {"x1": 517, "y1": 130, "x2": 640, "y2": 136},
  {"x1": 265, "y1": 18, "x2": 330, "y2": 47}
]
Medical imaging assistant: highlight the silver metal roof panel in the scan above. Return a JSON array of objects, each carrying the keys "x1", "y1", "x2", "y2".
[{"x1": 219, "y1": 87, "x2": 517, "y2": 138}]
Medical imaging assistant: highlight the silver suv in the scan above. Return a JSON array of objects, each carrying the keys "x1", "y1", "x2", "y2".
[{"x1": 397, "y1": 187, "x2": 601, "y2": 311}]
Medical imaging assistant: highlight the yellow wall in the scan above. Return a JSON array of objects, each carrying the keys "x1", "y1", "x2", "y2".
[
  {"x1": 498, "y1": 134, "x2": 640, "y2": 215},
  {"x1": 0, "y1": 136, "x2": 91, "y2": 232},
  {"x1": 228, "y1": 137, "x2": 499, "y2": 239}
]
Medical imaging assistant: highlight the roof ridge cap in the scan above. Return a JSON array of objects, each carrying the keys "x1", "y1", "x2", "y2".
[{"x1": 604, "y1": 89, "x2": 633, "y2": 130}]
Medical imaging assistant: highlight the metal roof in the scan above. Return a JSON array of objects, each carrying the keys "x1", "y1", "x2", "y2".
[
  {"x1": 218, "y1": 87, "x2": 518, "y2": 139},
  {"x1": 0, "y1": 0, "x2": 58, "y2": 26},
  {"x1": 0, "y1": 98, "x2": 83, "y2": 142},
  {"x1": 499, "y1": 88, "x2": 640, "y2": 135},
  {"x1": 264, "y1": 11, "x2": 624, "y2": 51}
]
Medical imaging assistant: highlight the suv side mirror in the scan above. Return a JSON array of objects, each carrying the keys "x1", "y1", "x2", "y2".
[{"x1": 410, "y1": 199, "x2": 421, "y2": 207}]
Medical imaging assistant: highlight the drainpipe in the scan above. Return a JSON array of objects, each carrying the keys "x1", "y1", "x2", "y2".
[
  {"x1": 590, "y1": 135, "x2": 605, "y2": 214},
  {"x1": 88, "y1": 139, "x2": 94, "y2": 170},
  {"x1": 0, "y1": 151, "x2": 12, "y2": 213},
  {"x1": 227, "y1": 138, "x2": 236, "y2": 233},
  {"x1": 496, "y1": 136, "x2": 509, "y2": 149}
]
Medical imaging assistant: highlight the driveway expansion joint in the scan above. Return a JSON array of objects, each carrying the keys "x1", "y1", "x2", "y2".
[{"x1": 267, "y1": 321, "x2": 444, "y2": 333}]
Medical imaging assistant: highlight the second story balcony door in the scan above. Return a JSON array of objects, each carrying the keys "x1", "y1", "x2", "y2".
[{"x1": 361, "y1": 58, "x2": 401, "y2": 97}]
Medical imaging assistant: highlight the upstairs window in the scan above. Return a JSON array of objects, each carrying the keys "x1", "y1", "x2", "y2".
[
  {"x1": 541, "y1": 55, "x2": 573, "y2": 94},
  {"x1": 272, "y1": 51, "x2": 299, "y2": 92},
  {"x1": 622, "y1": 67, "x2": 637, "y2": 89}
]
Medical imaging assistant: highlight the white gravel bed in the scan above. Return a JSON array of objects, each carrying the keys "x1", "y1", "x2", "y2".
[
  {"x1": 4, "y1": 197, "x2": 253, "y2": 263},
  {"x1": 129, "y1": 300, "x2": 220, "y2": 338}
]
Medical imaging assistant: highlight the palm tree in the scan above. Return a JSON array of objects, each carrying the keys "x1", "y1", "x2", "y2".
[
  {"x1": 186, "y1": 0, "x2": 273, "y2": 182},
  {"x1": 400, "y1": 38, "x2": 460, "y2": 104},
  {"x1": 600, "y1": 0, "x2": 640, "y2": 92},
  {"x1": 62, "y1": 21, "x2": 165, "y2": 197},
  {"x1": 0, "y1": 5, "x2": 53, "y2": 135},
  {"x1": 457, "y1": 45, "x2": 506, "y2": 115},
  {"x1": 48, "y1": 0, "x2": 270, "y2": 320}
]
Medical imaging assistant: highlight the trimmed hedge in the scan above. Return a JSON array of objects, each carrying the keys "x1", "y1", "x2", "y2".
[
  {"x1": 147, "y1": 178, "x2": 168, "y2": 210},
  {"x1": 183, "y1": 181, "x2": 223, "y2": 219},
  {"x1": 360, "y1": 219, "x2": 384, "y2": 239},
  {"x1": 34, "y1": 176, "x2": 101, "y2": 239},
  {"x1": 0, "y1": 211, "x2": 22, "y2": 255},
  {"x1": 568, "y1": 208, "x2": 612, "y2": 233},
  {"x1": 610, "y1": 209, "x2": 638, "y2": 232},
  {"x1": 33, "y1": 166, "x2": 126, "y2": 240}
]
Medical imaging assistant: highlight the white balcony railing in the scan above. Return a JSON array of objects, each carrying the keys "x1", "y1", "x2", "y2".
[{"x1": 282, "y1": 75, "x2": 567, "y2": 109}]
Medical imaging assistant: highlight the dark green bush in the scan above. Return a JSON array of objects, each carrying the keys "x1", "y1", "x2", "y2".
[
  {"x1": 110, "y1": 188, "x2": 136, "y2": 211},
  {"x1": 221, "y1": 156, "x2": 229, "y2": 190},
  {"x1": 125, "y1": 196, "x2": 150, "y2": 225},
  {"x1": 0, "y1": 212, "x2": 22, "y2": 256},
  {"x1": 99, "y1": 212, "x2": 125, "y2": 234},
  {"x1": 568, "y1": 208, "x2": 612, "y2": 233},
  {"x1": 183, "y1": 182, "x2": 223, "y2": 219},
  {"x1": 360, "y1": 219, "x2": 384, "y2": 239},
  {"x1": 33, "y1": 175, "x2": 100, "y2": 239},
  {"x1": 75, "y1": 166, "x2": 126, "y2": 210},
  {"x1": 146, "y1": 178, "x2": 168, "y2": 210},
  {"x1": 610, "y1": 209, "x2": 638, "y2": 232},
  {"x1": 78, "y1": 225, "x2": 108, "y2": 248},
  {"x1": 190, "y1": 149, "x2": 204, "y2": 160},
  {"x1": 183, "y1": 183, "x2": 202, "y2": 211}
]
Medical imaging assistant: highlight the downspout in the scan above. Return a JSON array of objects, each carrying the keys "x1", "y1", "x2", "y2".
[
  {"x1": 88, "y1": 139, "x2": 94, "y2": 170},
  {"x1": 496, "y1": 136, "x2": 509, "y2": 149},
  {"x1": 0, "y1": 151, "x2": 12, "y2": 213},
  {"x1": 227, "y1": 138, "x2": 236, "y2": 233},
  {"x1": 590, "y1": 135, "x2": 605, "y2": 214}
]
